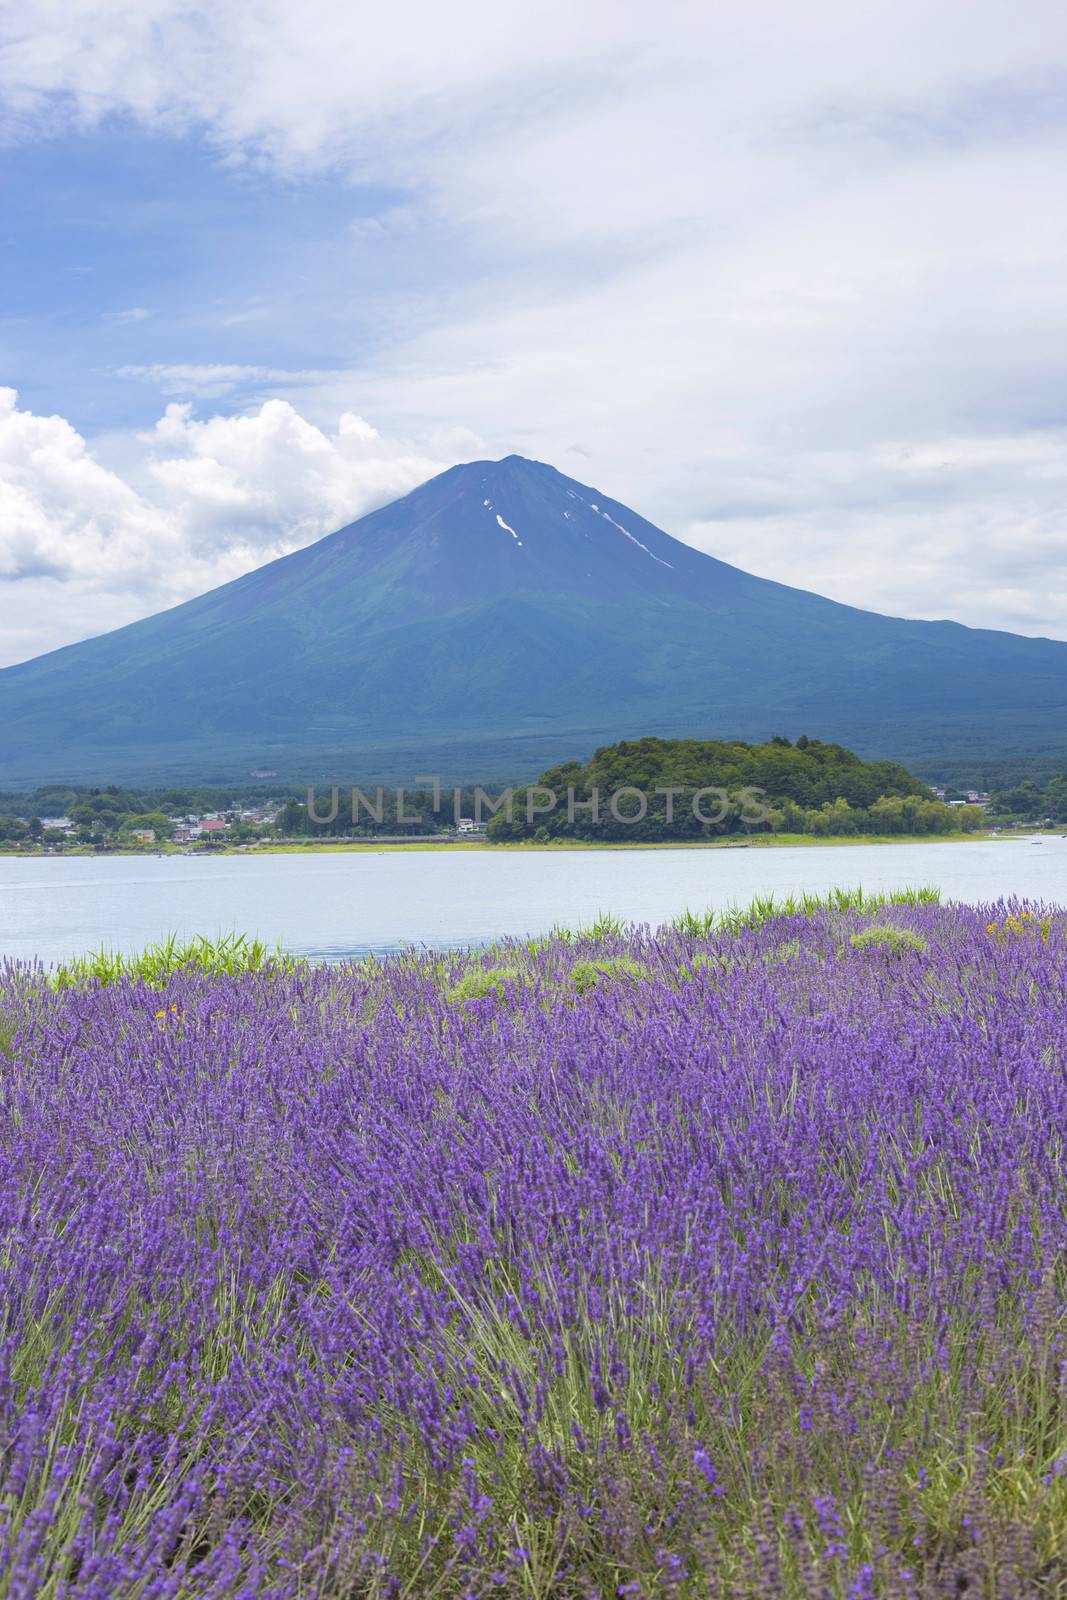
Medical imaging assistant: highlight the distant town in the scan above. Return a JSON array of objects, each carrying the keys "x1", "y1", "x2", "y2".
[
  {"x1": 2, "y1": 737, "x2": 1064, "y2": 854},
  {"x1": 0, "y1": 783, "x2": 495, "y2": 851},
  {"x1": 36, "y1": 806, "x2": 280, "y2": 848},
  {"x1": 929, "y1": 787, "x2": 994, "y2": 809}
]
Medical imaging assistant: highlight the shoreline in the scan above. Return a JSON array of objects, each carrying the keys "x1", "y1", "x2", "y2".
[
  {"x1": 249, "y1": 829, "x2": 1002, "y2": 854},
  {"x1": 1, "y1": 828, "x2": 1042, "y2": 859}
]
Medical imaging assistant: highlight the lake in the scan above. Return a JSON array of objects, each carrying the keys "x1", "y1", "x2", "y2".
[{"x1": 2, "y1": 836, "x2": 1066, "y2": 966}]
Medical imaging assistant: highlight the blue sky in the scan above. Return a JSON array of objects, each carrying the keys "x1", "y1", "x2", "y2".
[
  {"x1": 1, "y1": 0, "x2": 1067, "y2": 665},
  {"x1": 1, "y1": 122, "x2": 419, "y2": 428}
]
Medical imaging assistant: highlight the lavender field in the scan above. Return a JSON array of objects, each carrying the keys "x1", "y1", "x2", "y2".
[{"x1": 1, "y1": 899, "x2": 1066, "y2": 1597}]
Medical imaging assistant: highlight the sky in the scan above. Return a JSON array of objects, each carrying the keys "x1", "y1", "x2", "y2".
[{"x1": 1, "y1": 0, "x2": 1067, "y2": 666}]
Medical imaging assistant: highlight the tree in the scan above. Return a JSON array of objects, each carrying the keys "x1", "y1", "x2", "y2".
[
  {"x1": 277, "y1": 800, "x2": 309, "y2": 834},
  {"x1": 118, "y1": 812, "x2": 175, "y2": 841},
  {"x1": 993, "y1": 784, "x2": 1043, "y2": 819},
  {"x1": 1043, "y1": 775, "x2": 1067, "y2": 822}
]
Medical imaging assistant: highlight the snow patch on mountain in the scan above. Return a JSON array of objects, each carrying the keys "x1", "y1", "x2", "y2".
[{"x1": 599, "y1": 509, "x2": 673, "y2": 568}]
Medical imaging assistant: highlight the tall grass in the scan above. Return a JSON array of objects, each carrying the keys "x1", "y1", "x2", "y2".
[
  {"x1": 674, "y1": 883, "x2": 941, "y2": 938},
  {"x1": 38, "y1": 891, "x2": 942, "y2": 998},
  {"x1": 49, "y1": 931, "x2": 302, "y2": 989}
]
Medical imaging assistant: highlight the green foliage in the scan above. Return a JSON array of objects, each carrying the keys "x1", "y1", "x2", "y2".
[
  {"x1": 69, "y1": 788, "x2": 151, "y2": 831},
  {"x1": 486, "y1": 734, "x2": 979, "y2": 843},
  {"x1": 770, "y1": 792, "x2": 986, "y2": 836},
  {"x1": 117, "y1": 811, "x2": 175, "y2": 841},
  {"x1": 277, "y1": 787, "x2": 455, "y2": 839},
  {"x1": 676, "y1": 885, "x2": 940, "y2": 937},
  {"x1": 677, "y1": 951, "x2": 732, "y2": 982},
  {"x1": 444, "y1": 966, "x2": 523, "y2": 1004},
  {"x1": 850, "y1": 924, "x2": 929, "y2": 956},
  {"x1": 276, "y1": 798, "x2": 310, "y2": 834},
  {"x1": 51, "y1": 933, "x2": 300, "y2": 989},
  {"x1": 0, "y1": 782, "x2": 290, "y2": 850},
  {"x1": 573, "y1": 912, "x2": 626, "y2": 940},
  {"x1": 569, "y1": 956, "x2": 652, "y2": 994},
  {"x1": 673, "y1": 906, "x2": 720, "y2": 939}
]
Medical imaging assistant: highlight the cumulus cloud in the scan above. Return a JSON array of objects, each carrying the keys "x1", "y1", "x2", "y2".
[
  {"x1": 0, "y1": 388, "x2": 449, "y2": 663},
  {"x1": 142, "y1": 399, "x2": 447, "y2": 553},
  {"x1": 0, "y1": 388, "x2": 175, "y2": 585}
]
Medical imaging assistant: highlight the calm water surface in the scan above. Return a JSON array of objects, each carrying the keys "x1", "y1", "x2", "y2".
[{"x1": 1, "y1": 838, "x2": 1065, "y2": 965}]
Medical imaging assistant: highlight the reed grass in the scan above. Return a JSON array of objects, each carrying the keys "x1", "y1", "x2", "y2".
[
  {"x1": 49, "y1": 931, "x2": 302, "y2": 989},
  {"x1": 674, "y1": 883, "x2": 941, "y2": 938}
]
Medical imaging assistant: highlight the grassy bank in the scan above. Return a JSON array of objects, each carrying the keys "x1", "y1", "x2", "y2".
[
  {"x1": 0, "y1": 829, "x2": 1008, "y2": 859},
  {"x1": 246, "y1": 828, "x2": 996, "y2": 855},
  {"x1": 2, "y1": 892, "x2": 1066, "y2": 1594}
]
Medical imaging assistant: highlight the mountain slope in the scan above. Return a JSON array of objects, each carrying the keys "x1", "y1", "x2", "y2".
[{"x1": 1, "y1": 454, "x2": 1065, "y2": 784}]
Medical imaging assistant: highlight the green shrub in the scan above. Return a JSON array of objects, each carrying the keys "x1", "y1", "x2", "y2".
[
  {"x1": 569, "y1": 956, "x2": 652, "y2": 995},
  {"x1": 850, "y1": 925, "x2": 928, "y2": 956},
  {"x1": 444, "y1": 966, "x2": 522, "y2": 1004}
]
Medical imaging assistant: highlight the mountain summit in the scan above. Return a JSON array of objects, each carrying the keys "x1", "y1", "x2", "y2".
[{"x1": 1, "y1": 455, "x2": 1065, "y2": 784}]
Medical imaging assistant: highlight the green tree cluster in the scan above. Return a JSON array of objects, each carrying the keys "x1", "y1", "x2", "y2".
[
  {"x1": 117, "y1": 812, "x2": 176, "y2": 843},
  {"x1": 276, "y1": 789, "x2": 458, "y2": 838},
  {"x1": 768, "y1": 794, "x2": 985, "y2": 836},
  {"x1": 487, "y1": 736, "x2": 982, "y2": 843}
]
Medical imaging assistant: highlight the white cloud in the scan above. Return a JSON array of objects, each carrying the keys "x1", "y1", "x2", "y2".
[
  {"x1": 119, "y1": 363, "x2": 344, "y2": 398},
  {"x1": 0, "y1": 388, "x2": 450, "y2": 663},
  {"x1": 0, "y1": 387, "x2": 176, "y2": 584},
  {"x1": 102, "y1": 306, "x2": 151, "y2": 325},
  {"x1": 142, "y1": 398, "x2": 447, "y2": 552},
  {"x1": 682, "y1": 430, "x2": 1067, "y2": 638}
]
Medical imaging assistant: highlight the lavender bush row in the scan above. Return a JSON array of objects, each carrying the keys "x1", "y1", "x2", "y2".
[{"x1": 0, "y1": 900, "x2": 1066, "y2": 1596}]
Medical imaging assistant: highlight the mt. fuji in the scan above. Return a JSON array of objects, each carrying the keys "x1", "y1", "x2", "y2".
[{"x1": 1, "y1": 455, "x2": 1065, "y2": 784}]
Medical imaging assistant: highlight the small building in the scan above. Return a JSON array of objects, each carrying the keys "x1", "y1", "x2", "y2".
[
  {"x1": 130, "y1": 828, "x2": 156, "y2": 843},
  {"x1": 199, "y1": 818, "x2": 228, "y2": 834},
  {"x1": 41, "y1": 816, "x2": 75, "y2": 833},
  {"x1": 455, "y1": 818, "x2": 487, "y2": 835}
]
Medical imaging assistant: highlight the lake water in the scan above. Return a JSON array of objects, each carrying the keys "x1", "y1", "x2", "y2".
[{"x1": 2, "y1": 837, "x2": 1066, "y2": 966}]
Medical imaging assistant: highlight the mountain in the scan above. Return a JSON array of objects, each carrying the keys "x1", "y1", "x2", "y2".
[{"x1": 1, "y1": 454, "x2": 1066, "y2": 786}]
